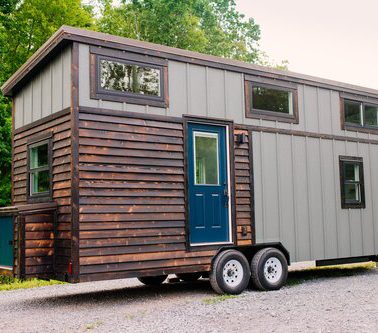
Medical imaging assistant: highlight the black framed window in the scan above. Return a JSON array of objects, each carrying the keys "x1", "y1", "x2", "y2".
[
  {"x1": 28, "y1": 139, "x2": 52, "y2": 201},
  {"x1": 245, "y1": 76, "x2": 299, "y2": 123},
  {"x1": 90, "y1": 46, "x2": 168, "y2": 108},
  {"x1": 339, "y1": 156, "x2": 365, "y2": 209},
  {"x1": 341, "y1": 95, "x2": 378, "y2": 133}
]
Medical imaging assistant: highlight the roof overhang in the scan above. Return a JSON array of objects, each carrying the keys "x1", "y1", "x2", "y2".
[{"x1": 2, "y1": 25, "x2": 378, "y2": 99}]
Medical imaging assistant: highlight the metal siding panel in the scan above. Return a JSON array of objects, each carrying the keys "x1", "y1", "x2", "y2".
[
  {"x1": 207, "y1": 67, "x2": 225, "y2": 118},
  {"x1": 307, "y1": 138, "x2": 325, "y2": 260},
  {"x1": 369, "y1": 144, "x2": 378, "y2": 254},
  {"x1": 188, "y1": 64, "x2": 206, "y2": 116},
  {"x1": 23, "y1": 84, "x2": 32, "y2": 124},
  {"x1": 320, "y1": 139, "x2": 339, "y2": 259},
  {"x1": 276, "y1": 134, "x2": 296, "y2": 261},
  {"x1": 225, "y1": 72, "x2": 243, "y2": 123},
  {"x1": 292, "y1": 136, "x2": 311, "y2": 261},
  {"x1": 303, "y1": 85, "x2": 319, "y2": 133},
  {"x1": 252, "y1": 132, "x2": 264, "y2": 244},
  {"x1": 318, "y1": 88, "x2": 333, "y2": 134},
  {"x1": 261, "y1": 133, "x2": 280, "y2": 242},
  {"x1": 51, "y1": 54, "x2": 63, "y2": 113},
  {"x1": 359, "y1": 143, "x2": 375, "y2": 255},
  {"x1": 168, "y1": 61, "x2": 187, "y2": 117},
  {"x1": 32, "y1": 75, "x2": 42, "y2": 122},
  {"x1": 333, "y1": 140, "x2": 351, "y2": 257},
  {"x1": 78, "y1": 44, "x2": 96, "y2": 108},
  {"x1": 62, "y1": 46, "x2": 72, "y2": 110},
  {"x1": 14, "y1": 94, "x2": 24, "y2": 129},
  {"x1": 345, "y1": 141, "x2": 363, "y2": 257},
  {"x1": 41, "y1": 64, "x2": 52, "y2": 118}
]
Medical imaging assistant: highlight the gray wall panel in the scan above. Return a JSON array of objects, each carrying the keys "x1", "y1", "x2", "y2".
[{"x1": 14, "y1": 46, "x2": 71, "y2": 129}]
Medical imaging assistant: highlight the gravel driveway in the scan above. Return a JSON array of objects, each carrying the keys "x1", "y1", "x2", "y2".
[{"x1": 0, "y1": 265, "x2": 377, "y2": 333}]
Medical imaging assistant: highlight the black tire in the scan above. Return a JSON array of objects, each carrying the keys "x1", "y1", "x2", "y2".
[
  {"x1": 250, "y1": 247, "x2": 288, "y2": 291},
  {"x1": 209, "y1": 250, "x2": 250, "y2": 295},
  {"x1": 138, "y1": 275, "x2": 168, "y2": 286},
  {"x1": 176, "y1": 272, "x2": 202, "y2": 282}
]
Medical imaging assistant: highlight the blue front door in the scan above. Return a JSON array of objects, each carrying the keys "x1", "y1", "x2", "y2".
[
  {"x1": 0, "y1": 216, "x2": 14, "y2": 267},
  {"x1": 187, "y1": 123, "x2": 230, "y2": 245}
]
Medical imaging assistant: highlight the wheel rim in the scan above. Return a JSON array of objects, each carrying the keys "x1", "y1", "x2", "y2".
[
  {"x1": 222, "y1": 259, "x2": 244, "y2": 287},
  {"x1": 263, "y1": 257, "x2": 283, "y2": 283}
]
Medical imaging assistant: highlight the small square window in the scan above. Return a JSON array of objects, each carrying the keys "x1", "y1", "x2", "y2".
[
  {"x1": 28, "y1": 140, "x2": 51, "y2": 200},
  {"x1": 339, "y1": 156, "x2": 365, "y2": 209}
]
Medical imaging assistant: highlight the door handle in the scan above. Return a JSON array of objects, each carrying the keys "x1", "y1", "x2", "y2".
[{"x1": 223, "y1": 187, "x2": 229, "y2": 208}]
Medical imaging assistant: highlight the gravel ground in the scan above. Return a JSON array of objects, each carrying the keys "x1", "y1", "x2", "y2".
[{"x1": 0, "y1": 264, "x2": 377, "y2": 333}]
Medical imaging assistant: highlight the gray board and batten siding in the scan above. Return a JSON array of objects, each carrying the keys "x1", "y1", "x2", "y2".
[
  {"x1": 4, "y1": 26, "x2": 378, "y2": 270},
  {"x1": 13, "y1": 46, "x2": 72, "y2": 129},
  {"x1": 77, "y1": 42, "x2": 378, "y2": 263}
]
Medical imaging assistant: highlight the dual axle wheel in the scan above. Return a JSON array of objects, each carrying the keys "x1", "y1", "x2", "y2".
[
  {"x1": 210, "y1": 247, "x2": 288, "y2": 294},
  {"x1": 137, "y1": 247, "x2": 288, "y2": 295}
]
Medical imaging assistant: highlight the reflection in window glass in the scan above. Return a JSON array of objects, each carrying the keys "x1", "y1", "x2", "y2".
[
  {"x1": 194, "y1": 133, "x2": 219, "y2": 185},
  {"x1": 100, "y1": 59, "x2": 161, "y2": 96},
  {"x1": 343, "y1": 162, "x2": 361, "y2": 203},
  {"x1": 29, "y1": 143, "x2": 50, "y2": 195},
  {"x1": 364, "y1": 105, "x2": 378, "y2": 127},
  {"x1": 252, "y1": 85, "x2": 293, "y2": 114},
  {"x1": 344, "y1": 101, "x2": 362, "y2": 125}
]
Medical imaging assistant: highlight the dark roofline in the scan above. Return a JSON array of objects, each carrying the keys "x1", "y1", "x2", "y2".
[{"x1": 2, "y1": 25, "x2": 378, "y2": 99}]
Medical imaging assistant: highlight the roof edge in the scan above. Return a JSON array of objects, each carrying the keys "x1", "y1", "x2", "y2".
[{"x1": 2, "y1": 25, "x2": 378, "y2": 98}]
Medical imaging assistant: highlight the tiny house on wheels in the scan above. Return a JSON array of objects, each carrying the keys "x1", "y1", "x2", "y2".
[{"x1": 0, "y1": 26, "x2": 378, "y2": 294}]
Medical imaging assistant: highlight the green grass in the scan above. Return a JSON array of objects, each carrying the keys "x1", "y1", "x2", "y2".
[
  {"x1": 202, "y1": 294, "x2": 238, "y2": 305},
  {"x1": 0, "y1": 275, "x2": 64, "y2": 291},
  {"x1": 287, "y1": 262, "x2": 377, "y2": 287}
]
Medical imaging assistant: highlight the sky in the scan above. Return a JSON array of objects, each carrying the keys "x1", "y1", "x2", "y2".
[{"x1": 235, "y1": 0, "x2": 378, "y2": 90}]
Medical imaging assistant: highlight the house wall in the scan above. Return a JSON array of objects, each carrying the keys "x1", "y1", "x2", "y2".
[
  {"x1": 12, "y1": 111, "x2": 72, "y2": 277},
  {"x1": 77, "y1": 43, "x2": 378, "y2": 263},
  {"x1": 13, "y1": 46, "x2": 71, "y2": 129},
  {"x1": 76, "y1": 107, "x2": 253, "y2": 282}
]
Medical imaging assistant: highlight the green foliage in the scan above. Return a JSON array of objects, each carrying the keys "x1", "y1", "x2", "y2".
[
  {"x1": 0, "y1": 0, "x2": 94, "y2": 206},
  {"x1": 96, "y1": 0, "x2": 262, "y2": 63}
]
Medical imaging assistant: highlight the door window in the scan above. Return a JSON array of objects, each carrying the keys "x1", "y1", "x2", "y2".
[{"x1": 193, "y1": 132, "x2": 219, "y2": 185}]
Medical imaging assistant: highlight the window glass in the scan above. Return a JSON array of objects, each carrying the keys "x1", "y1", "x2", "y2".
[
  {"x1": 30, "y1": 144, "x2": 48, "y2": 169},
  {"x1": 364, "y1": 105, "x2": 378, "y2": 127},
  {"x1": 100, "y1": 59, "x2": 161, "y2": 96},
  {"x1": 29, "y1": 142, "x2": 50, "y2": 196},
  {"x1": 344, "y1": 100, "x2": 362, "y2": 125},
  {"x1": 340, "y1": 157, "x2": 365, "y2": 209},
  {"x1": 31, "y1": 170, "x2": 50, "y2": 194},
  {"x1": 252, "y1": 85, "x2": 293, "y2": 114},
  {"x1": 194, "y1": 133, "x2": 219, "y2": 185}
]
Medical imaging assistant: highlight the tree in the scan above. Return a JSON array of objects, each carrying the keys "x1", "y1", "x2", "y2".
[
  {"x1": 96, "y1": 0, "x2": 262, "y2": 63},
  {"x1": 0, "y1": 0, "x2": 94, "y2": 206}
]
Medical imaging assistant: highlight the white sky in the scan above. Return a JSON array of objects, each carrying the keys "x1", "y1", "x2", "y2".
[{"x1": 235, "y1": 0, "x2": 378, "y2": 89}]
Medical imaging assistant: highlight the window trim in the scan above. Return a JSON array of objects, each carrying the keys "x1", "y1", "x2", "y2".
[
  {"x1": 245, "y1": 76, "x2": 299, "y2": 124},
  {"x1": 90, "y1": 46, "x2": 169, "y2": 108},
  {"x1": 340, "y1": 93, "x2": 378, "y2": 134},
  {"x1": 27, "y1": 133, "x2": 53, "y2": 203},
  {"x1": 339, "y1": 156, "x2": 365, "y2": 209}
]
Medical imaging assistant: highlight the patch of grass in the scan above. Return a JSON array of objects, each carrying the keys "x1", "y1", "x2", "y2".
[
  {"x1": 202, "y1": 294, "x2": 237, "y2": 305},
  {"x1": 86, "y1": 320, "x2": 103, "y2": 330},
  {"x1": 0, "y1": 275, "x2": 64, "y2": 291},
  {"x1": 287, "y1": 262, "x2": 376, "y2": 287}
]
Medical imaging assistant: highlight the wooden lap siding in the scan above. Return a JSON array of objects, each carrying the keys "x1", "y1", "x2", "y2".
[
  {"x1": 78, "y1": 108, "x2": 253, "y2": 282},
  {"x1": 12, "y1": 111, "x2": 72, "y2": 278},
  {"x1": 234, "y1": 129, "x2": 253, "y2": 246}
]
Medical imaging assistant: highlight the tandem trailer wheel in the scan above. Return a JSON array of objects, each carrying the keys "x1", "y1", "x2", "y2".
[
  {"x1": 210, "y1": 249, "x2": 251, "y2": 294},
  {"x1": 250, "y1": 247, "x2": 288, "y2": 291},
  {"x1": 138, "y1": 275, "x2": 168, "y2": 286}
]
